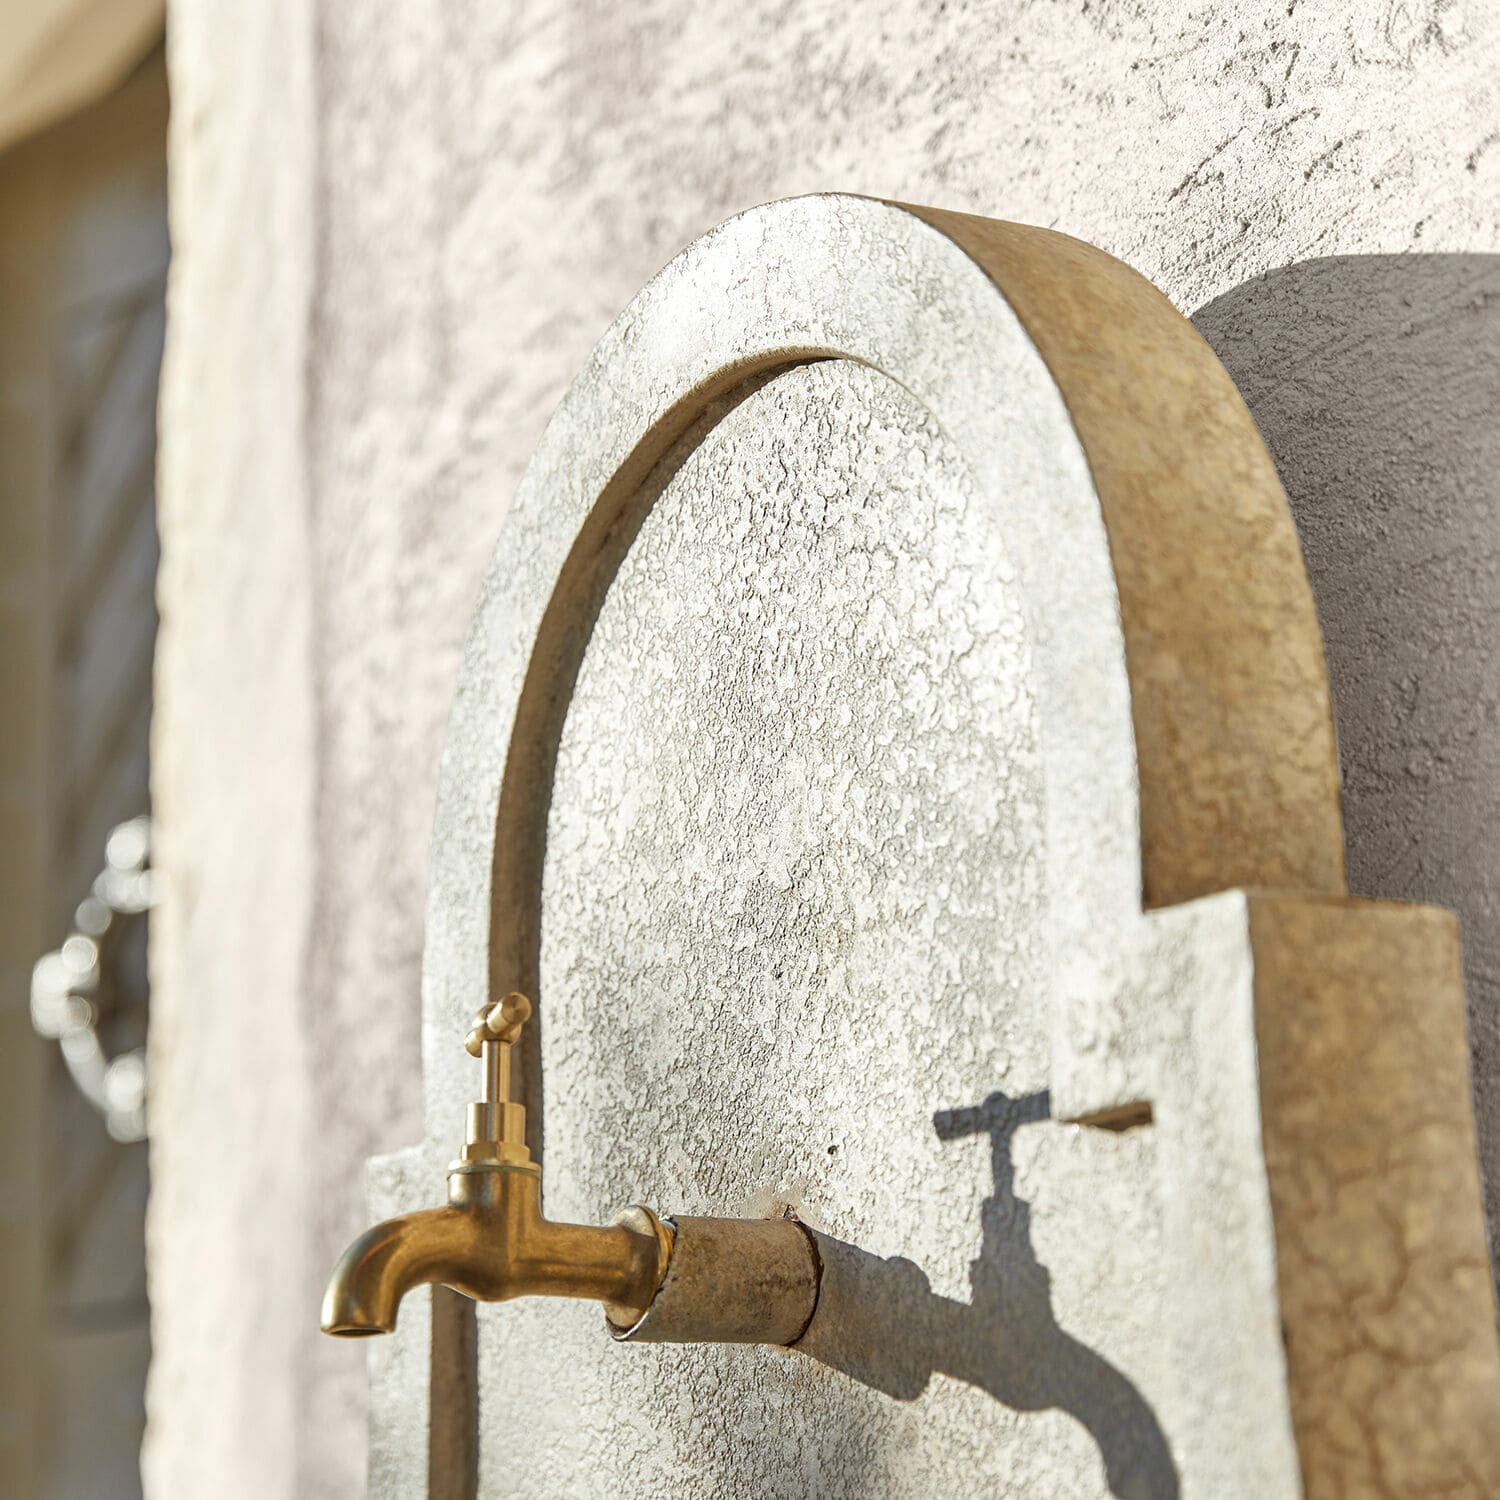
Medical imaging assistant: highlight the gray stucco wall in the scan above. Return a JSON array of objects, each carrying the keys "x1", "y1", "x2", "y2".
[
  {"x1": 1194, "y1": 255, "x2": 1500, "y2": 1278},
  {"x1": 150, "y1": 4, "x2": 1499, "y2": 1496}
]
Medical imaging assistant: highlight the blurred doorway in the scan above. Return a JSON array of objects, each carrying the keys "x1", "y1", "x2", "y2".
[{"x1": 0, "y1": 40, "x2": 167, "y2": 1500}]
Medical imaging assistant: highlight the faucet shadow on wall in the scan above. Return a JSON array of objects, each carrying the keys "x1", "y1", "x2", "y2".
[{"x1": 796, "y1": 1090, "x2": 1180, "y2": 1500}]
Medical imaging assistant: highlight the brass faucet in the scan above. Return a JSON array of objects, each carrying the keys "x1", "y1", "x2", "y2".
[{"x1": 320, "y1": 993, "x2": 673, "y2": 1336}]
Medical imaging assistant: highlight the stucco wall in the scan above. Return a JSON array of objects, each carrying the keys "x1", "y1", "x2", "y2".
[
  {"x1": 1194, "y1": 254, "x2": 1500, "y2": 1274},
  {"x1": 150, "y1": 3, "x2": 1500, "y2": 1496},
  {"x1": 146, "y1": 3, "x2": 316, "y2": 1497}
]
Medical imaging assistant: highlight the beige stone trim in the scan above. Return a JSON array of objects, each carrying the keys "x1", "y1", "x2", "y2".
[
  {"x1": 1250, "y1": 895, "x2": 1500, "y2": 1499},
  {"x1": 907, "y1": 205, "x2": 1346, "y2": 910}
]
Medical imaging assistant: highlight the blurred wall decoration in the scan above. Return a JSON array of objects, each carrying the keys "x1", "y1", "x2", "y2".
[
  {"x1": 31, "y1": 814, "x2": 154, "y2": 1146},
  {"x1": 0, "y1": 24, "x2": 166, "y2": 1500}
]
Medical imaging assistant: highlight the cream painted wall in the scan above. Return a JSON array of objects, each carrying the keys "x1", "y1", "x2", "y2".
[
  {"x1": 150, "y1": 3, "x2": 1500, "y2": 1496},
  {"x1": 146, "y1": 5, "x2": 316, "y2": 1498}
]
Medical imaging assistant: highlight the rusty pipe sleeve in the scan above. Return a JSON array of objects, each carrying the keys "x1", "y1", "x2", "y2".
[{"x1": 607, "y1": 1213, "x2": 821, "y2": 1346}]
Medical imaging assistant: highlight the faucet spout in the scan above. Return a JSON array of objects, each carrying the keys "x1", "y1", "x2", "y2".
[
  {"x1": 320, "y1": 1162, "x2": 671, "y2": 1336},
  {"x1": 320, "y1": 1202, "x2": 473, "y2": 1337}
]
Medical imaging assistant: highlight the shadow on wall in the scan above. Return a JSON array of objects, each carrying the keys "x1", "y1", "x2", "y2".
[
  {"x1": 799, "y1": 1092, "x2": 1180, "y2": 1500},
  {"x1": 1193, "y1": 256, "x2": 1500, "y2": 1297}
]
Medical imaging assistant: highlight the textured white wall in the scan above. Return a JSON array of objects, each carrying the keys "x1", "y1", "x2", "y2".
[
  {"x1": 151, "y1": 3, "x2": 1500, "y2": 1496},
  {"x1": 147, "y1": 2, "x2": 316, "y2": 1497}
]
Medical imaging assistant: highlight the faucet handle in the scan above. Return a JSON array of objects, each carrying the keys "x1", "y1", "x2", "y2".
[
  {"x1": 465, "y1": 990, "x2": 531, "y2": 1055},
  {"x1": 457, "y1": 991, "x2": 536, "y2": 1172}
]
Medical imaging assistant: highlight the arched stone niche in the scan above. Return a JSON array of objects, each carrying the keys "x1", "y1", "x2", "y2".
[{"x1": 363, "y1": 196, "x2": 1500, "y2": 1498}]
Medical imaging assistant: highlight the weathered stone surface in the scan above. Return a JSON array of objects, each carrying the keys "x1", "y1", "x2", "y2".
[
  {"x1": 367, "y1": 197, "x2": 1498, "y2": 1495},
  {"x1": 1250, "y1": 896, "x2": 1500, "y2": 1499},
  {"x1": 459, "y1": 355, "x2": 1265, "y2": 1498}
]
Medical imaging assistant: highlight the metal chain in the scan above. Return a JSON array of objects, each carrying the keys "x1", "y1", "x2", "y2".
[{"x1": 30, "y1": 815, "x2": 154, "y2": 1142}]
